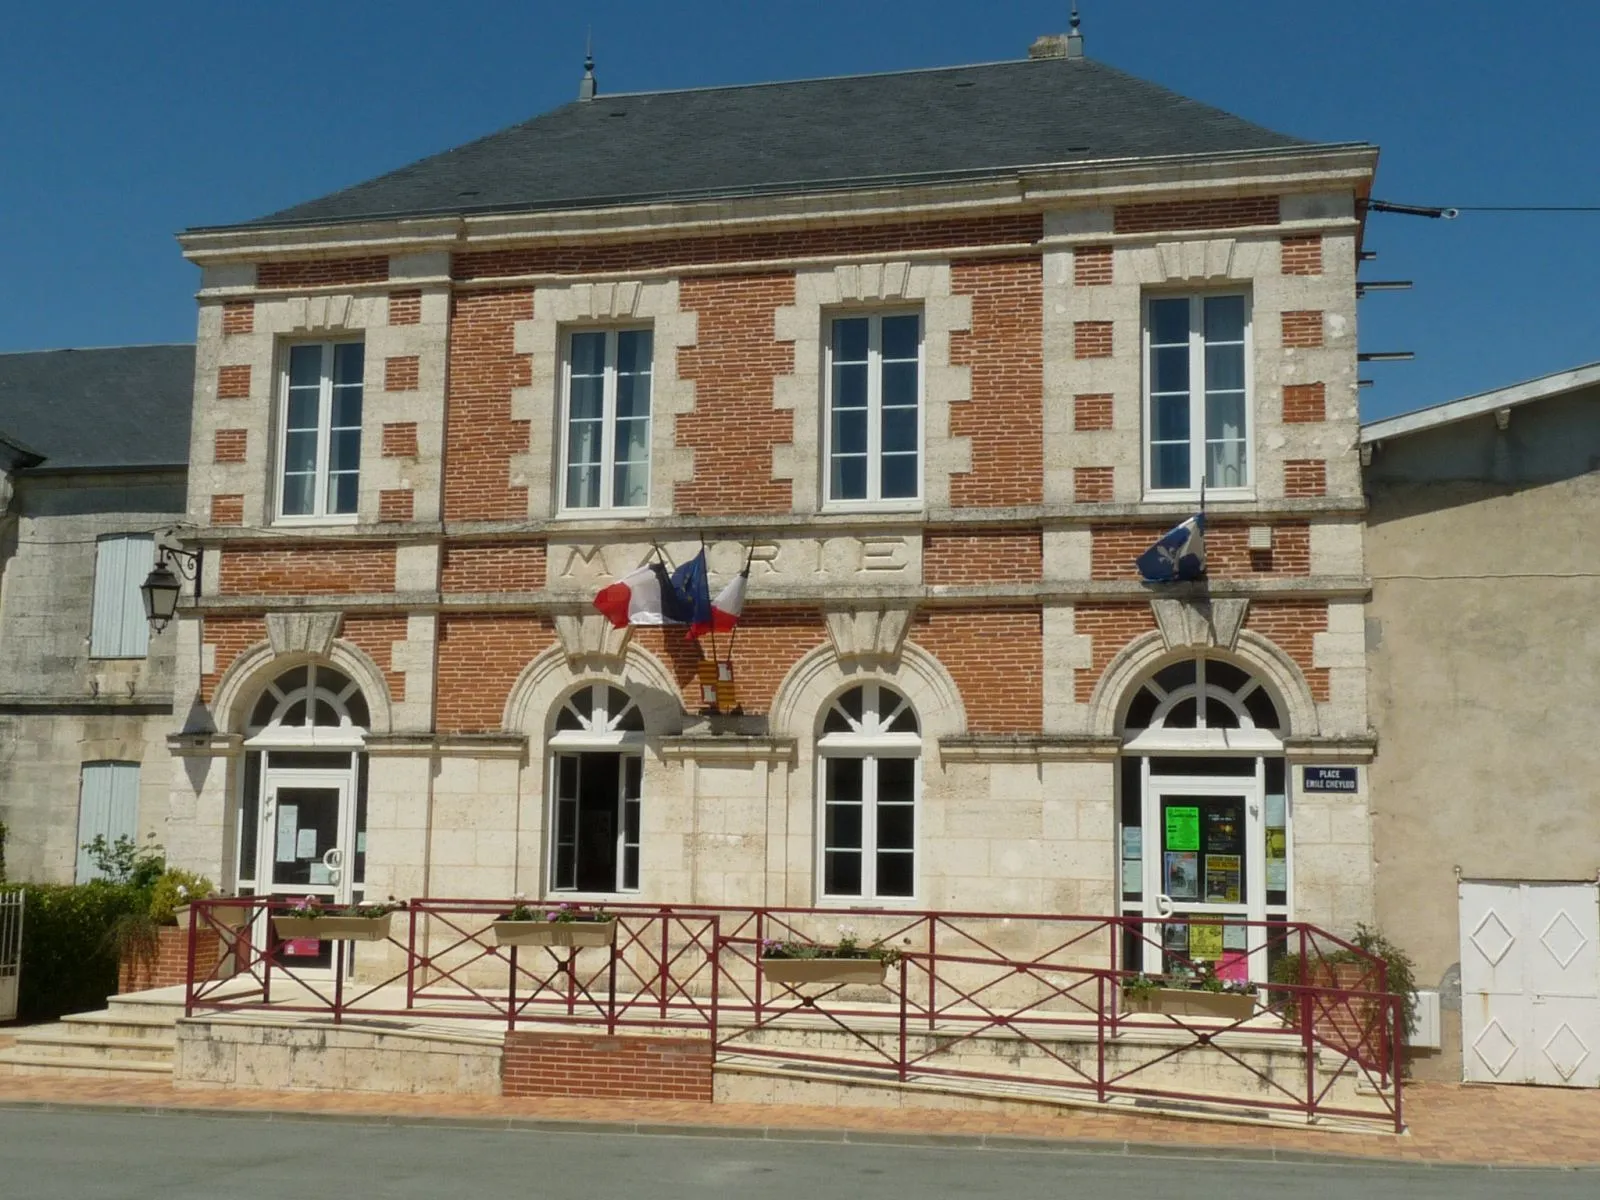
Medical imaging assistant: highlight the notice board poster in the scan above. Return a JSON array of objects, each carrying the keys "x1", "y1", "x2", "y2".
[
  {"x1": 1205, "y1": 854, "x2": 1242, "y2": 903},
  {"x1": 1164, "y1": 851, "x2": 1199, "y2": 900},
  {"x1": 1164, "y1": 807, "x2": 1200, "y2": 852}
]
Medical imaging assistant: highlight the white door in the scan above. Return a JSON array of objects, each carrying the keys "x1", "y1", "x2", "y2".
[
  {"x1": 1460, "y1": 881, "x2": 1600, "y2": 1087},
  {"x1": 259, "y1": 770, "x2": 356, "y2": 975},
  {"x1": 1143, "y1": 777, "x2": 1266, "y2": 981}
]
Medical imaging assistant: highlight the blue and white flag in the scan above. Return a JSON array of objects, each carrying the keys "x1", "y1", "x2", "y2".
[{"x1": 1135, "y1": 514, "x2": 1206, "y2": 583}]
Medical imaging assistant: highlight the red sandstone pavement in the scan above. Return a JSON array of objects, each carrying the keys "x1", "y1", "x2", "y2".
[{"x1": 0, "y1": 1067, "x2": 1596, "y2": 1167}]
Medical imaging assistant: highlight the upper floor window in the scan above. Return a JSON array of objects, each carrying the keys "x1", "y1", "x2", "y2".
[
  {"x1": 90, "y1": 534, "x2": 155, "y2": 658},
  {"x1": 561, "y1": 328, "x2": 653, "y2": 512},
  {"x1": 825, "y1": 312, "x2": 922, "y2": 505},
  {"x1": 279, "y1": 341, "x2": 364, "y2": 521},
  {"x1": 1144, "y1": 294, "x2": 1250, "y2": 496}
]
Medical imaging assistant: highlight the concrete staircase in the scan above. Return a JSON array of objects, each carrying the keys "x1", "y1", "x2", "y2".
[{"x1": 0, "y1": 991, "x2": 183, "y2": 1079}]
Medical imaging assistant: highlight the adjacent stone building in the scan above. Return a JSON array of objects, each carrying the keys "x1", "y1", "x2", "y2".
[
  {"x1": 1363, "y1": 362, "x2": 1600, "y2": 1087},
  {"x1": 160, "y1": 38, "x2": 1379, "y2": 988},
  {"x1": 0, "y1": 346, "x2": 194, "y2": 882}
]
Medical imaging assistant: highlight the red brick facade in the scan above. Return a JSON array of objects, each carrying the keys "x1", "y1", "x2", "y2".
[
  {"x1": 1091, "y1": 523, "x2": 1311, "y2": 581},
  {"x1": 213, "y1": 429, "x2": 247, "y2": 464},
  {"x1": 949, "y1": 257, "x2": 1044, "y2": 506},
  {"x1": 216, "y1": 364, "x2": 251, "y2": 400},
  {"x1": 120, "y1": 926, "x2": 223, "y2": 994},
  {"x1": 341, "y1": 614, "x2": 409, "y2": 704},
  {"x1": 1284, "y1": 459, "x2": 1328, "y2": 498},
  {"x1": 1074, "y1": 466, "x2": 1114, "y2": 503},
  {"x1": 1283, "y1": 382, "x2": 1327, "y2": 423},
  {"x1": 220, "y1": 545, "x2": 397, "y2": 595},
  {"x1": 675, "y1": 273, "x2": 797, "y2": 514},
  {"x1": 443, "y1": 289, "x2": 533, "y2": 521},
  {"x1": 384, "y1": 355, "x2": 419, "y2": 392},
  {"x1": 1114, "y1": 195, "x2": 1280, "y2": 235},
  {"x1": 439, "y1": 542, "x2": 547, "y2": 594},
  {"x1": 221, "y1": 300, "x2": 254, "y2": 335},
  {"x1": 378, "y1": 489, "x2": 414, "y2": 522},
  {"x1": 210, "y1": 494, "x2": 244, "y2": 526},
  {"x1": 914, "y1": 608, "x2": 1043, "y2": 733},
  {"x1": 452, "y1": 214, "x2": 1044, "y2": 280},
  {"x1": 1074, "y1": 602, "x2": 1159, "y2": 703},
  {"x1": 1245, "y1": 600, "x2": 1330, "y2": 701},
  {"x1": 1281, "y1": 235, "x2": 1324, "y2": 275},
  {"x1": 1074, "y1": 245, "x2": 1113, "y2": 285},
  {"x1": 256, "y1": 256, "x2": 389, "y2": 289},
  {"x1": 1074, "y1": 393, "x2": 1114, "y2": 431},
  {"x1": 435, "y1": 614, "x2": 557, "y2": 732},
  {"x1": 380, "y1": 422, "x2": 418, "y2": 458},
  {"x1": 1282, "y1": 311, "x2": 1325, "y2": 349},
  {"x1": 199, "y1": 614, "x2": 267, "y2": 702},
  {"x1": 501, "y1": 1032, "x2": 712, "y2": 1102},
  {"x1": 387, "y1": 290, "x2": 422, "y2": 325},
  {"x1": 1074, "y1": 321, "x2": 1113, "y2": 359},
  {"x1": 923, "y1": 530, "x2": 1043, "y2": 585}
]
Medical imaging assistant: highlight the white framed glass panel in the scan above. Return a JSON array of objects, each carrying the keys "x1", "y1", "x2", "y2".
[
  {"x1": 89, "y1": 534, "x2": 155, "y2": 658},
  {"x1": 561, "y1": 328, "x2": 653, "y2": 512},
  {"x1": 825, "y1": 312, "x2": 923, "y2": 504},
  {"x1": 277, "y1": 341, "x2": 364, "y2": 521},
  {"x1": 1143, "y1": 294, "x2": 1251, "y2": 497},
  {"x1": 548, "y1": 684, "x2": 646, "y2": 894}
]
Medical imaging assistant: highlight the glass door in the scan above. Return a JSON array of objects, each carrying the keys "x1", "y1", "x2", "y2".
[
  {"x1": 258, "y1": 771, "x2": 354, "y2": 974},
  {"x1": 1143, "y1": 777, "x2": 1265, "y2": 981}
]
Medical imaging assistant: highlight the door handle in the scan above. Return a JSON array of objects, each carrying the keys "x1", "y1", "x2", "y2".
[
  {"x1": 1154, "y1": 893, "x2": 1175, "y2": 918},
  {"x1": 323, "y1": 847, "x2": 344, "y2": 885}
]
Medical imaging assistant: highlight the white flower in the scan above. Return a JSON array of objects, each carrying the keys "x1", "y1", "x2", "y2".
[
  {"x1": 176, "y1": 884, "x2": 189, "y2": 899},
  {"x1": 836, "y1": 923, "x2": 856, "y2": 938}
]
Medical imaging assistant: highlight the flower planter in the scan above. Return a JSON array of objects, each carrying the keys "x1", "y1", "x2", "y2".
[
  {"x1": 492, "y1": 918, "x2": 617, "y2": 949},
  {"x1": 174, "y1": 901, "x2": 254, "y2": 931},
  {"x1": 1122, "y1": 987, "x2": 1256, "y2": 1021},
  {"x1": 761, "y1": 958, "x2": 888, "y2": 987},
  {"x1": 272, "y1": 913, "x2": 395, "y2": 943}
]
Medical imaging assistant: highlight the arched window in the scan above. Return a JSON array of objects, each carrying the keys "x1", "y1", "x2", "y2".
[
  {"x1": 246, "y1": 663, "x2": 370, "y2": 741},
  {"x1": 549, "y1": 683, "x2": 644, "y2": 894},
  {"x1": 817, "y1": 683, "x2": 920, "y2": 901},
  {"x1": 1122, "y1": 657, "x2": 1281, "y2": 746}
]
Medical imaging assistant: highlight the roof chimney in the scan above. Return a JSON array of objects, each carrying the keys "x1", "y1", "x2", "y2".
[
  {"x1": 578, "y1": 33, "x2": 596, "y2": 102},
  {"x1": 1028, "y1": 5, "x2": 1085, "y2": 60}
]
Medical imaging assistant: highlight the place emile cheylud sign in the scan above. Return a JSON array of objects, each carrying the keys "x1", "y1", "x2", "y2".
[{"x1": 1302, "y1": 766, "x2": 1359, "y2": 792}]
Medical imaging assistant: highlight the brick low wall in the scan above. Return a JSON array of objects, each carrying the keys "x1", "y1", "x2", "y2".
[
  {"x1": 120, "y1": 926, "x2": 222, "y2": 993},
  {"x1": 501, "y1": 1032, "x2": 713, "y2": 1102}
]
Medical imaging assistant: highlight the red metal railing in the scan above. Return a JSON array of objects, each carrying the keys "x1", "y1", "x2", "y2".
[{"x1": 182, "y1": 898, "x2": 1403, "y2": 1131}]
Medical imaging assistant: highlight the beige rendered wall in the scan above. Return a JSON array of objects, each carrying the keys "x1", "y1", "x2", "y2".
[{"x1": 1365, "y1": 387, "x2": 1600, "y2": 1079}]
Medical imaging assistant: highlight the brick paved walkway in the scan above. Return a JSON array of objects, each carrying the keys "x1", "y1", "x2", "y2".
[{"x1": 0, "y1": 1072, "x2": 1594, "y2": 1167}]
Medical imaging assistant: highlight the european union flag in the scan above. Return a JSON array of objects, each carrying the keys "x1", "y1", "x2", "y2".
[
  {"x1": 1135, "y1": 514, "x2": 1206, "y2": 582},
  {"x1": 669, "y1": 550, "x2": 713, "y2": 631}
]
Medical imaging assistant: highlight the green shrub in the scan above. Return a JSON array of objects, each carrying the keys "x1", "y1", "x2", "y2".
[
  {"x1": 13, "y1": 881, "x2": 147, "y2": 1021},
  {"x1": 148, "y1": 869, "x2": 214, "y2": 926}
]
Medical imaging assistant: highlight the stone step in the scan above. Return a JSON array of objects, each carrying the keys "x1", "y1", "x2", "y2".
[
  {"x1": 10, "y1": 1030, "x2": 174, "y2": 1063},
  {"x1": 60, "y1": 1010, "x2": 182, "y2": 1041},
  {"x1": 0, "y1": 1050, "x2": 172, "y2": 1078},
  {"x1": 105, "y1": 994, "x2": 186, "y2": 1023}
]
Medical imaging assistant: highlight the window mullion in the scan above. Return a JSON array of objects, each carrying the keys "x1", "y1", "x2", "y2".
[
  {"x1": 867, "y1": 316, "x2": 882, "y2": 501},
  {"x1": 863, "y1": 754, "x2": 879, "y2": 899},
  {"x1": 1190, "y1": 298, "x2": 1206, "y2": 492},
  {"x1": 601, "y1": 331, "x2": 617, "y2": 509},
  {"x1": 317, "y1": 343, "x2": 335, "y2": 517}
]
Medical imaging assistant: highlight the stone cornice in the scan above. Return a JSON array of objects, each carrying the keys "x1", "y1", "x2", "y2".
[
  {"x1": 179, "y1": 144, "x2": 1376, "y2": 265},
  {"x1": 938, "y1": 734, "x2": 1121, "y2": 763},
  {"x1": 658, "y1": 735, "x2": 797, "y2": 764},
  {"x1": 1283, "y1": 735, "x2": 1379, "y2": 764},
  {"x1": 366, "y1": 732, "x2": 528, "y2": 759},
  {"x1": 166, "y1": 731, "x2": 243, "y2": 757}
]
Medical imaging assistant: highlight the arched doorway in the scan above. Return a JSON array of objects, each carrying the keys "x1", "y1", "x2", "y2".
[
  {"x1": 235, "y1": 663, "x2": 370, "y2": 971},
  {"x1": 548, "y1": 683, "x2": 645, "y2": 895},
  {"x1": 1116, "y1": 657, "x2": 1289, "y2": 982}
]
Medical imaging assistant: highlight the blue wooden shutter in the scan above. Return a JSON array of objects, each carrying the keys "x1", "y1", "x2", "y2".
[
  {"x1": 90, "y1": 536, "x2": 155, "y2": 658},
  {"x1": 75, "y1": 763, "x2": 141, "y2": 882}
]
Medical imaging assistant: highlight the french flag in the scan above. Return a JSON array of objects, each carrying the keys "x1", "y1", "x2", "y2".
[
  {"x1": 1135, "y1": 513, "x2": 1206, "y2": 583},
  {"x1": 593, "y1": 561, "x2": 695, "y2": 628},
  {"x1": 694, "y1": 569, "x2": 748, "y2": 640}
]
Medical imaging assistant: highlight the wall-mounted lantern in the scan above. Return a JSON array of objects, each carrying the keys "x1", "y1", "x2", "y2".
[{"x1": 140, "y1": 546, "x2": 203, "y2": 633}]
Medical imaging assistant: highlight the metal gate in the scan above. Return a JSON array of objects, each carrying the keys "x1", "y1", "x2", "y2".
[
  {"x1": 1460, "y1": 880, "x2": 1600, "y2": 1087},
  {"x1": 0, "y1": 889, "x2": 22, "y2": 1022}
]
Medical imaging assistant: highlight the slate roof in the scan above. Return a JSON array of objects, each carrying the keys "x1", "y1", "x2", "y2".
[
  {"x1": 228, "y1": 56, "x2": 1320, "y2": 230},
  {"x1": 0, "y1": 345, "x2": 195, "y2": 470}
]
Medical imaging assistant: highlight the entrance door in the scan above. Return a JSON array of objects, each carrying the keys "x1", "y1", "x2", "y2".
[
  {"x1": 1143, "y1": 777, "x2": 1265, "y2": 980},
  {"x1": 1460, "y1": 881, "x2": 1600, "y2": 1087},
  {"x1": 259, "y1": 770, "x2": 355, "y2": 973}
]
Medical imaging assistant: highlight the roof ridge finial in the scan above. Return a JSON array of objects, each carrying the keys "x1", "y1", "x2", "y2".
[
  {"x1": 579, "y1": 27, "x2": 597, "y2": 102},
  {"x1": 1066, "y1": 3, "x2": 1085, "y2": 58}
]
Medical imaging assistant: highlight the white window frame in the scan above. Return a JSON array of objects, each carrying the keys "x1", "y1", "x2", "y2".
[
  {"x1": 557, "y1": 326, "x2": 654, "y2": 516},
  {"x1": 1141, "y1": 292, "x2": 1254, "y2": 501},
  {"x1": 89, "y1": 534, "x2": 155, "y2": 659},
  {"x1": 822, "y1": 309, "x2": 925, "y2": 509},
  {"x1": 546, "y1": 684, "x2": 646, "y2": 897},
  {"x1": 275, "y1": 339, "x2": 365, "y2": 525},
  {"x1": 815, "y1": 683, "x2": 921, "y2": 905}
]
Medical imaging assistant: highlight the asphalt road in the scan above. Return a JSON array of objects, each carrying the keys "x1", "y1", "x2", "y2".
[{"x1": 0, "y1": 1108, "x2": 1593, "y2": 1199}]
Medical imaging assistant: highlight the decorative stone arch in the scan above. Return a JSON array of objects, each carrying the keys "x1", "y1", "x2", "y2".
[
  {"x1": 210, "y1": 640, "x2": 395, "y2": 737},
  {"x1": 502, "y1": 640, "x2": 685, "y2": 740},
  {"x1": 1087, "y1": 630, "x2": 1319, "y2": 740},
  {"x1": 769, "y1": 640, "x2": 967, "y2": 744}
]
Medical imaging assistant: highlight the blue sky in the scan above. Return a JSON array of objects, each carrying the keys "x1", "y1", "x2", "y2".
[{"x1": 1, "y1": 1, "x2": 1595, "y2": 420}]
